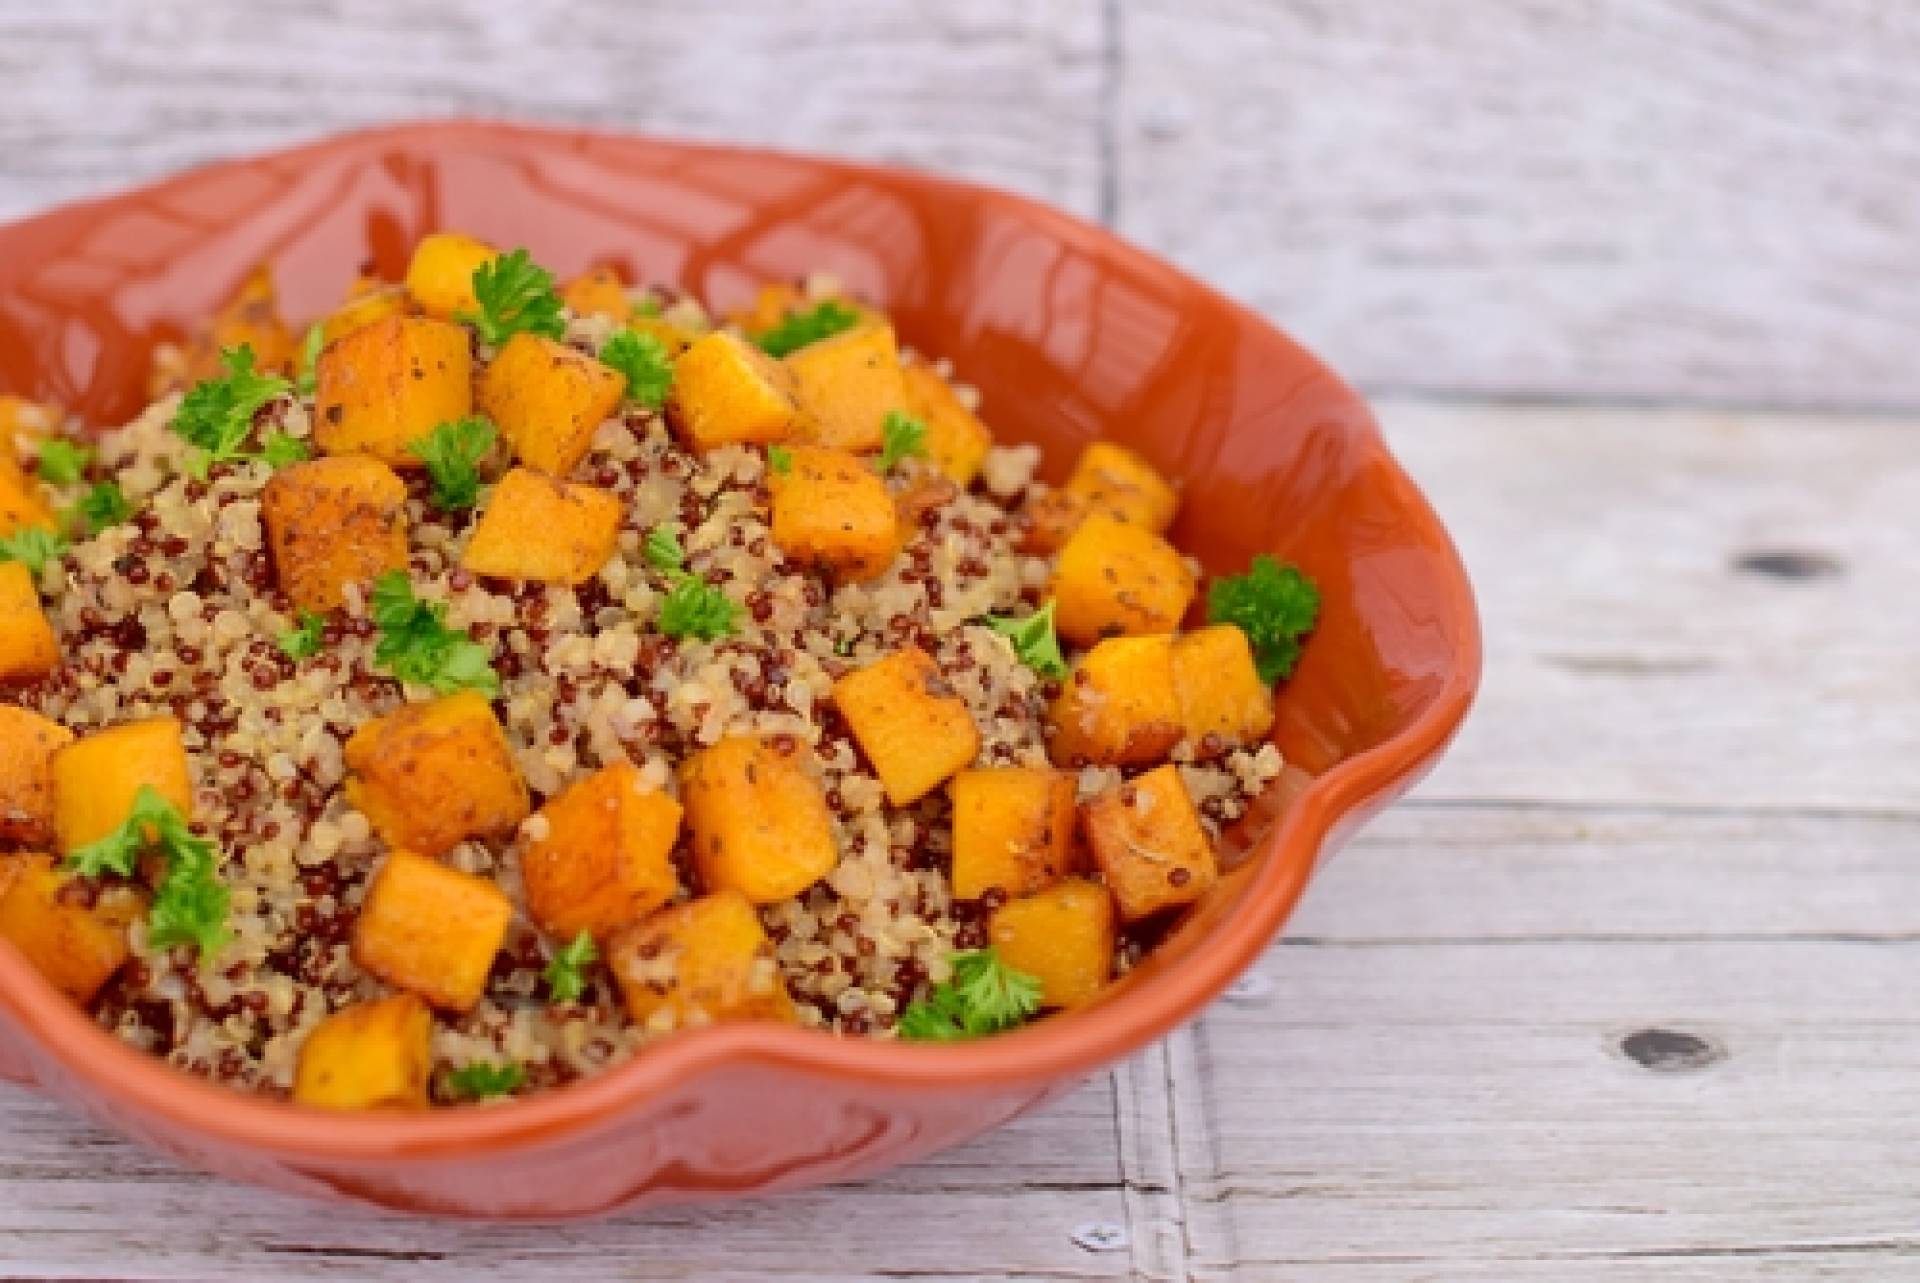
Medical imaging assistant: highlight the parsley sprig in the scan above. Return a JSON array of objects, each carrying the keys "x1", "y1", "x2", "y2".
[
  {"x1": 277, "y1": 609, "x2": 326, "y2": 660},
  {"x1": 170, "y1": 345, "x2": 294, "y2": 476},
  {"x1": 0, "y1": 526, "x2": 68, "y2": 575},
  {"x1": 446, "y1": 1061, "x2": 525, "y2": 1101},
  {"x1": 544, "y1": 930, "x2": 599, "y2": 1004},
  {"x1": 766, "y1": 444, "x2": 793, "y2": 476},
  {"x1": 66, "y1": 785, "x2": 229, "y2": 960},
  {"x1": 408, "y1": 417, "x2": 496, "y2": 511},
  {"x1": 876, "y1": 410, "x2": 928, "y2": 473},
  {"x1": 754, "y1": 299, "x2": 861, "y2": 358},
  {"x1": 981, "y1": 599, "x2": 1069, "y2": 681},
  {"x1": 294, "y1": 322, "x2": 325, "y2": 397},
  {"x1": 458, "y1": 248, "x2": 566, "y2": 346},
  {"x1": 898, "y1": 948, "x2": 1043, "y2": 1042},
  {"x1": 1206, "y1": 554, "x2": 1320, "y2": 684},
  {"x1": 643, "y1": 525, "x2": 741, "y2": 641},
  {"x1": 66, "y1": 482, "x2": 134, "y2": 537},
  {"x1": 368, "y1": 571, "x2": 498, "y2": 695},
  {"x1": 599, "y1": 330, "x2": 675, "y2": 410},
  {"x1": 36, "y1": 440, "x2": 91, "y2": 486}
]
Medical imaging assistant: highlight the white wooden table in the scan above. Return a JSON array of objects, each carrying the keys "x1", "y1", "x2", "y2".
[{"x1": 5, "y1": 2, "x2": 1918, "y2": 1277}]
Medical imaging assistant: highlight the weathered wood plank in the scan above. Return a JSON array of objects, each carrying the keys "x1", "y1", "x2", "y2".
[{"x1": 1114, "y1": 2, "x2": 1920, "y2": 411}]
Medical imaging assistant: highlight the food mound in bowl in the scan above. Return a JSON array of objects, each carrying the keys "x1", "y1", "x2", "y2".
[{"x1": 0, "y1": 234, "x2": 1318, "y2": 1108}]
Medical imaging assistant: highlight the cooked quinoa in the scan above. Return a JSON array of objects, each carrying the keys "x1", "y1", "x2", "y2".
[{"x1": 0, "y1": 243, "x2": 1293, "y2": 1107}]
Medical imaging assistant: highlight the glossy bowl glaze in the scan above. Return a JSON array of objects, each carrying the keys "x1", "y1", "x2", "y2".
[{"x1": 0, "y1": 121, "x2": 1479, "y2": 1218}]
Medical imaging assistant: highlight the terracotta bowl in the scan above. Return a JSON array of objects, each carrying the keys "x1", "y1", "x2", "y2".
[{"x1": 0, "y1": 121, "x2": 1479, "y2": 1218}]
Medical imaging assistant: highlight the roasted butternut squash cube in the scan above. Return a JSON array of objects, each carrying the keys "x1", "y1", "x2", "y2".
[
  {"x1": 183, "y1": 266, "x2": 296, "y2": 383},
  {"x1": 989, "y1": 877, "x2": 1116, "y2": 1009},
  {"x1": 351, "y1": 851, "x2": 512, "y2": 1012},
  {"x1": 0, "y1": 562, "x2": 57, "y2": 684},
  {"x1": 523, "y1": 762, "x2": 681, "y2": 941},
  {"x1": 732, "y1": 282, "x2": 807, "y2": 334},
  {"x1": 769, "y1": 445, "x2": 899, "y2": 581},
  {"x1": 784, "y1": 322, "x2": 905, "y2": 453},
  {"x1": 666, "y1": 331, "x2": 802, "y2": 452},
  {"x1": 1063, "y1": 441, "x2": 1178, "y2": 534},
  {"x1": 51, "y1": 717, "x2": 192, "y2": 853},
  {"x1": 1048, "y1": 635, "x2": 1182, "y2": 768},
  {"x1": 1173, "y1": 625, "x2": 1275, "y2": 751},
  {"x1": 313, "y1": 314, "x2": 474, "y2": 467},
  {"x1": 680, "y1": 736, "x2": 837, "y2": 903},
  {"x1": 1021, "y1": 488, "x2": 1089, "y2": 555},
  {"x1": 478, "y1": 332, "x2": 625, "y2": 478},
  {"x1": 262, "y1": 455, "x2": 410, "y2": 611},
  {"x1": 319, "y1": 285, "x2": 411, "y2": 347},
  {"x1": 901, "y1": 363, "x2": 992, "y2": 485},
  {"x1": 0, "y1": 853, "x2": 143, "y2": 1005},
  {"x1": 461, "y1": 467, "x2": 621, "y2": 585},
  {"x1": 0, "y1": 707, "x2": 70, "y2": 848},
  {"x1": 1081, "y1": 765, "x2": 1217, "y2": 922},
  {"x1": 949, "y1": 767, "x2": 1076, "y2": 901},
  {"x1": 342, "y1": 692, "x2": 529, "y2": 858},
  {"x1": 608, "y1": 891, "x2": 794, "y2": 1027},
  {"x1": 292, "y1": 993, "x2": 433, "y2": 1110},
  {"x1": 561, "y1": 265, "x2": 631, "y2": 321},
  {"x1": 0, "y1": 456, "x2": 57, "y2": 538},
  {"x1": 832, "y1": 647, "x2": 980, "y2": 806},
  {"x1": 404, "y1": 232, "x2": 498, "y2": 320},
  {"x1": 1050, "y1": 514, "x2": 1196, "y2": 645}
]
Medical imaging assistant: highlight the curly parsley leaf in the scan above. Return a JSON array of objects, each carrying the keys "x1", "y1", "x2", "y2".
[
  {"x1": 369, "y1": 571, "x2": 499, "y2": 695},
  {"x1": 657, "y1": 573, "x2": 741, "y2": 642},
  {"x1": 35, "y1": 440, "x2": 92, "y2": 487},
  {"x1": 259, "y1": 431, "x2": 311, "y2": 469},
  {"x1": 544, "y1": 930, "x2": 599, "y2": 1004},
  {"x1": 458, "y1": 248, "x2": 565, "y2": 346},
  {"x1": 1205, "y1": 554, "x2": 1320, "y2": 684},
  {"x1": 294, "y1": 322, "x2": 325, "y2": 397},
  {"x1": 66, "y1": 481, "x2": 134, "y2": 537},
  {"x1": 643, "y1": 526, "x2": 685, "y2": 574},
  {"x1": 171, "y1": 345, "x2": 291, "y2": 474},
  {"x1": 446, "y1": 1061, "x2": 525, "y2": 1101},
  {"x1": 898, "y1": 949, "x2": 1042, "y2": 1042},
  {"x1": 876, "y1": 411, "x2": 928, "y2": 473},
  {"x1": 599, "y1": 329, "x2": 675, "y2": 411},
  {"x1": 981, "y1": 599, "x2": 1069, "y2": 681},
  {"x1": 65, "y1": 785, "x2": 229, "y2": 959},
  {"x1": 0, "y1": 526, "x2": 68, "y2": 575},
  {"x1": 766, "y1": 444, "x2": 793, "y2": 476},
  {"x1": 277, "y1": 609, "x2": 326, "y2": 660},
  {"x1": 754, "y1": 299, "x2": 861, "y2": 358},
  {"x1": 408, "y1": 417, "x2": 495, "y2": 511}
]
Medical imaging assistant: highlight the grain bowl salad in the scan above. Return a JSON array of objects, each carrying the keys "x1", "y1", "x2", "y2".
[{"x1": 0, "y1": 233, "x2": 1318, "y2": 1108}]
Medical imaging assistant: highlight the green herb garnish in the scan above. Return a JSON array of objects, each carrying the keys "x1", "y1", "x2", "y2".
[
  {"x1": 544, "y1": 930, "x2": 599, "y2": 1004},
  {"x1": 876, "y1": 410, "x2": 928, "y2": 473},
  {"x1": 981, "y1": 599, "x2": 1069, "y2": 681},
  {"x1": 66, "y1": 482, "x2": 134, "y2": 537},
  {"x1": 35, "y1": 440, "x2": 92, "y2": 486},
  {"x1": 0, "y1": 526, "x2": 68, "y2": 575},
  {"x1": 458, "y1": 248, "x2": 565, "y2": 346},
  {"x1": 643, "y1": 526, "x2": 685, "y2": 573},
  {"x1": 754, "y1": 299, "x2": 860, "y2": 358},
  {"x1": 1206, "y1": 554, "x2": 1320, "y2": 684},
  {"x1": 446, "y1": 1061, "x2": 525, "y2": 1101},
  {"x1": 658, "y1": 574, "x2": 741, "y2": 642},
  {"x1": 277, "y1": 609, "x2": 326, "y2": 660},
  {"x1": 368, "y1": 571, "x2": 498, "y2": 695},
  {"x1": 599, "y1": 330, "x2": 675, "y2": 411},
  {"x1": 898, "y1": 948, "x2": 1042, "y2": 1042},
  {"x1": 170, "y1": 345, "x2": 292, "y2": 475},
  {"x1": 766, "y1": 444, "x2": 793, "y2": 476},
  {"x1": 408, "y1": 417, "x2": 496, "y2": 511},
  {"x1": 258, "y1": 431, "x2": 311, "y2": 468},
  {"x1": 295, "y1": 322, "x2": 325, "y2": 397},
  {"x1": 66, "y1": 785, "x2": 229, "y2": 960}
]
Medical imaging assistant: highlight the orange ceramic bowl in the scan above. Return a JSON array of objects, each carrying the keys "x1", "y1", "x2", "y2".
[{"x1": 0, "y1": 121, "x2": 1479, "y2": 1218}]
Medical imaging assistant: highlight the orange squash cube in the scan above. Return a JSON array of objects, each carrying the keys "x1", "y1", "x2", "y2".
[
  {"x1": 769, "y1": 445, "x2": 899, "y2": 582},
  {"x1": 1173, "y1": 625, "x2": 1275, "y2": 751},
  {"x1": 989, "y1": 877, "x2": 1116, "y2": 1009},
  {"x1": 784, "y1": 322, "x2": 905, "y2": 453},
  {"x1": 832, "y1": 647, "x2": 980, "y2": 806},
  {"x1": 1050, "y1": 514, "x2": 1196, "y2": 646},
  {"x1": 731, "y1": 282, "x2": 807, "y2": 335},
  {"x1": 0, "y1": 853, "x2": 143, "y2": 1005},
  {"x1": 901, "y1": 363, "x2": 992, "y2": 485},
  {"x1": 182, "y1": 265, "x2": 297, "y2": 384},
  {"x1": 313, "y1": 314, "x2": 474, "y2": 467},
  {"x1": 461, "y1": 467, "x2": 621, "y2": 585},
  {"x1": 51, "y1": 718, "x2": 193, "y2": 853},
  {"x1": 261, "y1": 455, "x2": 410, "y2": 611},
  {"x1": 1063, "y1": 441, "x2": 1178, "y2": 534},
  {"x1": 319, "y1": 285, "x2": 411, "y2": 347},
  {"x1": 0, "y1": 561, "x2": 57, "y2": 683},
  {"x1": 351, "y1": 851, "x2": 512, "y2": 1012},
  {"x1": 561, "y1": 265, "x2": 631, "y2": 321},
  {"x1": 478, "y1": 332, "x2": 625, "y2": 478},
  {"x1": 293, "y1": 993, "x2": 434, "y2": 1110},
  {"x1": 404, "y1": 232, "x2": 498, "y2": 320},
  {"x1": 680, "y1": 736, "x2": 837, "y2": 903},
  {"x1": 607, "y1": 891, "x2": 795, "y2": 1027},
  {"x1": 666, "y1": 331, "x2": 803, "y2": 452},
  {"x1": 948, "y1": 767, "x2": 1076, "y2": 901},
  {"x1": 342, "y1": 692, "x2": 529, "y2": 858},
  {"x1": 0, "y1": 707, "x2": 70, "y2": 848},
  {"x1": 523, "y1": 762, "x2": 681, "y2": 941},
  {"x1": 1048, "y1": 635, "x2": 1182, "y2": 768},
  {"x1": 0, "y1": 456, "x2": 56, "y2": 538},
  {"x1": 1081, "y1": 765, "x2": 1218, "y2": 922}
]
